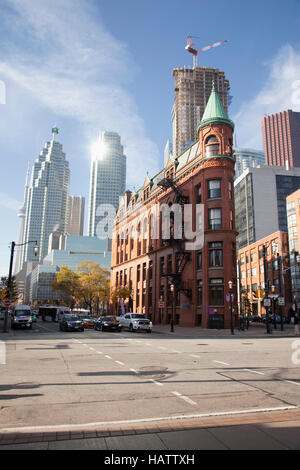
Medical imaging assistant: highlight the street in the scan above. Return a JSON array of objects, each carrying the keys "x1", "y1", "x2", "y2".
[{"x1": 1, "y1": 320, "x2": 300, "y2": 435}]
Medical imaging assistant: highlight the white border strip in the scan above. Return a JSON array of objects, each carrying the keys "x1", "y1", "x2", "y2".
[{"x1": 0, "y1": 406, "x2": 296, "y2": 434}]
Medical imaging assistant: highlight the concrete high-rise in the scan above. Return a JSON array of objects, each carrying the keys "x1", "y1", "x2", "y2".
[
  {"x1": 172, "y1": 67, "x2": 230, "y2": 158},
  {"x1": 234, "y1": 166, "x2": 300, "y2": 250},
  {"x1": 88, "y1": 131, "x2": 126, "y2": 237},
  {"x1": 66, "y1": 195, "x2": 85, "y2": 236},
  {"x1": 22, "y1": 126, "x2": 70, "y2": 263},
  {"x1": 262, "y1": 110, "x2": 300, "y2": 168}
]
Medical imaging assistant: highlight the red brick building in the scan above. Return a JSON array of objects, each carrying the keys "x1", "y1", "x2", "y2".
[
  {"x1": 237, "y1": 231, "x2": 292, "y2": 318},
  {"x1": 262, "y1": 110, "x2": 300, "y2": 168},
  {"x1": 111, "y1": 84, "x2": 238, "y2": 329}
]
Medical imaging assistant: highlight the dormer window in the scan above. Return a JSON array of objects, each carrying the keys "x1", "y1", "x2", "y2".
[{"x1": 205, "y1": 135, "x2": 219, "y2": 157}]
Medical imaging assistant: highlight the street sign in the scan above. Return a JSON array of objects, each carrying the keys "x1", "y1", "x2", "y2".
[
  {"x1": 159, "y1": 301, "x2": 164, "y2": 308},
  {"x1": 278, "y1": 297, "x2": 285, "y2": 306},
  {"x1": 263, "y1": 298, "x2": 271, "y2": 307},
  {"x1": 3, "y1": 299, "x2": 11, "y2": 308},
  {"x1": 226, "y1": 293, "x2": 234, "y2": 302}
]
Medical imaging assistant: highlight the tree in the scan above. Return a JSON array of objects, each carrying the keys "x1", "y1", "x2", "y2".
[
  {"x1": 53, "y1": 262, "x2": 110, "y2": 313},
  {"x1": 52, "y1": 266, "x2": 80, "y2": 309},
  {"x1": 111, "y1": 286, "x2": 132, "y2": 314},
  {"x1": 76, "y1": 261, "x2": 110, "y2": 314},
  {"x1": 0, "y1": 276, "x2": 18, "y2": 303}
]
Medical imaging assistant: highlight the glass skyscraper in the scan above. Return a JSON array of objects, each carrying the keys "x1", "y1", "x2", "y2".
[
  {"x1": 233, "y1": 148, "x2": 265, "y2": 180},
  {"x1": 88, "y1": 131, "x2": 126, "y2": 237},
  {"x1": 22, "y1": 127, "x2": 70, "y2": 263}
]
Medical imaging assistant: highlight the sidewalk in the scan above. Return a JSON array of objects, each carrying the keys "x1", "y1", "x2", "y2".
[
  {"x1": 0, "y1": 408, "x2": 300, "y2": 450},
  {"x1": 151, "y1": 322, "x2": 298, "y2": 339}
]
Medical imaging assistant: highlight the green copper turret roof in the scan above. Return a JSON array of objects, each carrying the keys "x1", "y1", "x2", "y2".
[{"x1": 197, "y1": 82, "x2": 234, "y2": 131}]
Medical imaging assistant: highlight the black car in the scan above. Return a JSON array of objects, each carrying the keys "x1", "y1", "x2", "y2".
[
  {"x1": 94, "y1": 316, "x2": 122, "y2": 332},
  {"x1": 59, "y1": 314, "x2": 84, "y2": 332}
]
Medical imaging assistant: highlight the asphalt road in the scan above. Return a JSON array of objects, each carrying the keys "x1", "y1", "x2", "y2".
[{"x1": 1, "y1": 320, "x2": 300, "y2": 434}]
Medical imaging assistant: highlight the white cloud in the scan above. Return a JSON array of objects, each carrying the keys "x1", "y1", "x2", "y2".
[
  {"x1": 0, "y1": 0, "x2": 161, "y2": 187},
  {"x1": 234, "y1": 44, "x2": 300, "y2": 149},
  {"x1": 0, "y1": 193, "x2": 21, "y2": 212}
]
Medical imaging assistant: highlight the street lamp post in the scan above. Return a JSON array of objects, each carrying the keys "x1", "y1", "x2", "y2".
[
  {"x1": 262, "y1": 245, "x2": 272, "y2": 334},
  {"x1": 170, "y1": 284, "x2": 175, "y2": 333},
  {"x1": 228, "y1": 280, "x2": 234, "y2": 335},
  {"x1": 3, "y1": 240, "x2": 38, "y2": 332},
  {"x1": 271, "y1": 285, "x2": 277, "y2": 330}
]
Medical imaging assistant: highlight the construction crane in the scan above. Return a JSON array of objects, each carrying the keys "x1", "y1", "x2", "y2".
[{"x1": 185, "y1": 36, "x2": 228, "y2": 68}]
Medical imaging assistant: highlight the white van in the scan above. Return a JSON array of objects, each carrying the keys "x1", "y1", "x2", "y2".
[{"x1": 11, "y1": 305, "x2": 32, "y2": 329}]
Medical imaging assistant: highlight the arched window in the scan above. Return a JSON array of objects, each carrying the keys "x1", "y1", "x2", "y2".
[{"x1": 205, "y1": 135, "x2": 219, "y2": 157}]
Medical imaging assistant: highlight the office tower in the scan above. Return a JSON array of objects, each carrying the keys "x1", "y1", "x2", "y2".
[
  {"x1": 22, "y1": 126, "x2": 70, "y2": 263},
  {"x1": 14, "y1": 166, "x2": 30, "y2": 274},
  {"x1": 233, "y1": 148, "x2": 265, "y2": 180},
  {"x1": 262, "y1": 110, "x2": 300, "y2": 168},
  {"x1": 172, "y1": 67, "x2": 230, "y2": 158},
  {"x1": 234, "y1": 166, "x2": 300, "y2": 250},
  {"x1": 88, "y1": 131, "x2": 126, "y2": 237},
  {"x1": 66, "y1": 195, "x2": 85, "y2": 236}
]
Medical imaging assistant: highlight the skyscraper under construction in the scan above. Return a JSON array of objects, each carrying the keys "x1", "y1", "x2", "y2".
[{"x1": 172, "y1": 67, "x2": 230, "y2": 158}]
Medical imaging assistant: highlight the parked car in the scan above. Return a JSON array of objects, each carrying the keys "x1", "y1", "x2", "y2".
[
  {"x1": 11, "y1": 305, "x2": 33, "y2": 330},
  {"x1": 94, "y1": 316, "x2": 122, "y2": 332},
  {"x1": 59, "y1": 314, "x2": 84, "y2": 332},
  {"x1": 118, "y1": 313, "x2": 153, "y2": 333},
  {"x1": 78, "y1": 315, "x2": 96, "y2": 328}
]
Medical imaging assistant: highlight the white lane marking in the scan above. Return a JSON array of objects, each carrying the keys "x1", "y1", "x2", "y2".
[
  {"x1": 130, "y1": 368, "x2": 139, "y2": 374},
  {"x1": 150, "y1": 379, "x2": 163, "y2": 386},
  {"x1": 172, "y1": 391, "x2": 197, "y2": 406},
  {"x1": 145, "y1": 343, "x2": 152, "y2": 346},
  {"x1": 190, "y1": 354, "x2": 201, "y2": 359},
  {"x1": 283, "y1": 380, "x2": 300, "y2": 386},
  {"x1": 158, "y1": 346, "x2": 167, "y2": 350},
  {"x1": 115, "y1": 360, "x2": 125, "y2": 366},
  {"x1": 243, "y1": 369, "x2": 265, "y2": 375},
  {"x1": 1, "y1": 406, "x2": 296, "y2": 433},
  {"x1": 213, "y1": 360, "x2": 230, "y2": 366},
  {"x1": 105, "y1": 355, "x2": 112, "y2": 359},
  {"x1": 172, "y1": 350, "x2": 182, "y2": 354}
]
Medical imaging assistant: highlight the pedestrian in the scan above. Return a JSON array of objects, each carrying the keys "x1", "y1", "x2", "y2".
[{"x1": 295, "y1": 313, "x2": 300, "y2": 336}]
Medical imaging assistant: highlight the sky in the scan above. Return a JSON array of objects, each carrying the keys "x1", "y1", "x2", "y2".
[{"x1": 1, "y1": 0, "x2": 300, "y2": 276}]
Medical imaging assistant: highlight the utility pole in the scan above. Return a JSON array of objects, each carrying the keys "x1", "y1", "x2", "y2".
[{"x1": 3, "y1": 242, "x2": 15, "y2": 332}]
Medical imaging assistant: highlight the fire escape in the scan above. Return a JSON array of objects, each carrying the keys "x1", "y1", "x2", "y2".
[{"x1": 157, "y1": 177, "x2": 192, "y2": 299}]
